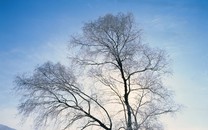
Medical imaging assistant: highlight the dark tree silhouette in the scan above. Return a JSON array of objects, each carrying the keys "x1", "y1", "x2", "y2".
[{"x1": 15, "y1": 13, "x2": 179, "y2": 130}]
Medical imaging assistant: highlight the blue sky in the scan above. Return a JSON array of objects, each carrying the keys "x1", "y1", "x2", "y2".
[{"x1": 0, "y1": 0, "x2": 208, "y2": 130}]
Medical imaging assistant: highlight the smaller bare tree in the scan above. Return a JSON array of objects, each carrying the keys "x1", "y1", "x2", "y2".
[
  {"x1": 15, "y1": 13, "x2": 179, "y2": 130},
  {"x1": 15, "y1": 62, "x2": 113, "y2": 130}
]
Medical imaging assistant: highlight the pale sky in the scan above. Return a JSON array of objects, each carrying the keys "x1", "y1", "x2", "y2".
[{"x1": 0, "y1": 0, "x2": 208, "y2": 130}]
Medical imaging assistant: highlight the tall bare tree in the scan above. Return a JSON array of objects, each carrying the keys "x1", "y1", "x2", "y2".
[{"x1": 15, "y1": 13, "x2": 179, "y2": 130}]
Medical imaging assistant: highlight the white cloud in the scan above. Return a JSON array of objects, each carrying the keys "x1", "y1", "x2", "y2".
[
  {"x1": 0, "y1": 107, "x2": 33, "y2": 130},
  {"x1": 0, "y1": 40, "x2": 70, "y2": 130}
]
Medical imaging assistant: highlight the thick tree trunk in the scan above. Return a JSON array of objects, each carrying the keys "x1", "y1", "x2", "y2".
[{"x1": 117, "y1": 59, "x2": 133, "y2": 130}]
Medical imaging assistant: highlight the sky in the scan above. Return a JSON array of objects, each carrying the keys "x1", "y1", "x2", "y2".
[{"x1": 0, "y1": 0, "x2": 208, "y2": 130}]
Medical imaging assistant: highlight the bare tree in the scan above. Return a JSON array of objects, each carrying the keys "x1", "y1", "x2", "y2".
[{"x1": 15, "y1": 13, "x2": 179, "y2": 130}]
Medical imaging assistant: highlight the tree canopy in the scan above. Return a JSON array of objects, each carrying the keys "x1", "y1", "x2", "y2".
[{"x1": 15, "y1": 13, "x2": 179, "y2": 130}]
